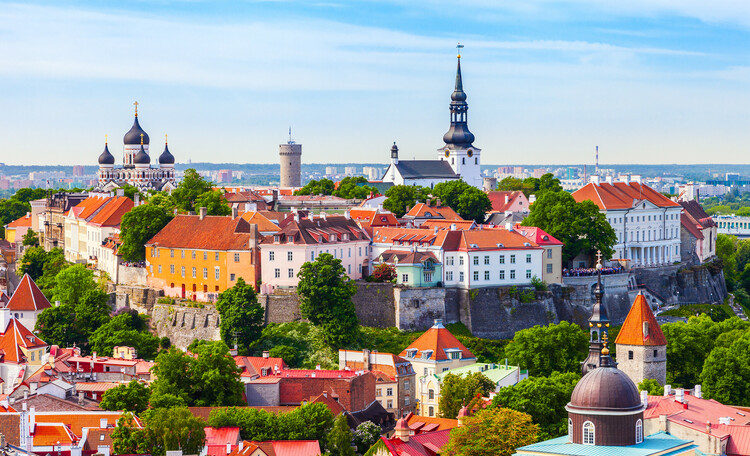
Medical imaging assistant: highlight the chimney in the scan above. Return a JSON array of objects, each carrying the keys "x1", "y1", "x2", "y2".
[
  {"x1": 675, "y1": 388, "x2": 684, "y2": 403},
  {"x1": 707, "y1": 421, "x2": 712, "y2": 434},
  {"x1": 664, "y1": 385, "x2": 671, "y2": 397},
  {"x1": 394, "y1": 418, "x2": 410, "y2": 442},
  {"x1": 262, "y1": 350, "x2": 269, "y2": 359},
  {"x1": 504, "y1": 194, "x2": 509, "y2": 204},
  {"x1": 0, "y1": 307, "x2": 10, "y2": 333},
  {"x1": 405, "y1": 206, "x2": 411, "y2": 215},
  {"x1": 694, "y1": 384, "x2": 702, "y2": 399},
  {"x1": 78, "y1": 391, "x2": 84, "y2": 405},
  {"x1": 436, "y1": 199, "x2": 441, "y2": 207},
  {"x1": 640, "y1": 390, "x2": 648, "y2": 408},
  {"x1": 248, "y1": 223, "x2": 258, "y2": 250},
  {"x1": 434, "y1": 226, "x2": 439, "y2": 234},
  {"x1": 29, "y1": 406, "x2": 36, "y2": 433},
  {"x1": 294, "y1": 212, "x2": 300, "y2": 223},
  {"x1": 320, "y1": 212, "x2": 327, "y2": 221},
  {"x1": 55, "y1": 301, "x2": 61, "y2": 307},
  {"x1": 363, "y1": 349, "x2": 371, "y2": 371},
  {"x1": 174, "y1": 208, "x2": 179, "y2": 215},
  {"x1": 70, "y1": 445, "x2": 82, "y2": 456},
  {"x1": 229, "y1": 345, "x2": 238, "y2": 356},
  {"x1": 719, "y1": 417, "x2": 731, "y2": 425},
  {"x1": 199, "y1": 207, "x2": 207, "y2": 220},
  {"x1": 344, "y1": 210, "x2": 351, "y2": 220},
  {"x1": 134, "y1": 193, "x2": 140, "y2": 206},
  {"x1": 590, "y1": 175, "x2": 600, "y2": 184},
  {"x1": 605, "y1": 175, "x2": 613, "y2": 184},
  {"x1": 316, "y1": 364, "x2": 321, "y2": 370},
  {"x1": 683, "y1": 400, "x2": 688, "y2": 410},
  {"x1": 457, "y1": 405, "x2": 469, "y2": 427},
  {"x1": 450, "y1": 223, "x2": 457, "y2": 230},
  {"x1": 100, "y1": 418, "x2": 108, "y2": 429},
  {"x1": 93, "y1": 352, "x2": 97, "y2": 361},
  {"x1": 659, "y1": 414, "x2": 667, "y2": 432},
  {"x1": 505, "y1": 222, "x2": 513, "y2": 232},
  {"x1": 227, "y1": 443, "x2": 232, "y2": 454},
  {"x1": 232, "y1": 206, "x2": 238, "y2": 219},
  {"x1": 425, "y1": 199, "x2": 431, "y2": 207}
]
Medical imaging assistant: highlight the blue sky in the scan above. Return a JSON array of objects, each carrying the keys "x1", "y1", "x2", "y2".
[{"x1": 0, "y1": 1, "x2": 748, "y2": 165}]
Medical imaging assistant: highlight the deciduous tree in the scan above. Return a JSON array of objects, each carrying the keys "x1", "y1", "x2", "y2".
[
  {"x1": 438, "y1": 372, "x2": 495, "y2": 419},
  {"x1": 100, "y1": 380, "x2": 150, "y2": 413},
  {"x1": 295, "y1": 178, "x2": 336, "y2": 196},
  {"x1": 333, "y1": 177, "x2": 378, "y2": 200},
  {"x1": 119, "y1": 203, "x2": 174, "y2": 262},
  {"x1": 172, "y1": 169, "x2": 213, "y2": 212},
  {"x1": 353, "y1": 421, "x2": 381, "y2": 454},
  {"x1": 89, "y1": 312, "x2": 160, "y2": 360},
  {"x1": 382, "y1": 185, "x2": 430, "y2": 217},
  {"x1": 194, "y1": 189, "x2": 231, "y2": 216},
  {"x1": 637, "y1": 378, "x2": 664, "y2": 396},
  {"x1": 215, "y1": 278, "x2": 265, "y2": 353},
  {"x1": 505, "y1": 321, "x2": 588, "y2": 377},
  {"x1": 22, "y1": 229, "x2": 39, "y2": 247},
  {"x1": 432, "y1": 180, "x2": 492, "y2": 223},
  {"x1": 441, "y1": 407, "x2": 539, "y2": 456},
  {"x1": 700, "y1": 330, "x2": 750, "y2": 406},
  {"x1": 297, "y1": 253, "x2": 359, "y2": 346},
  {"x1": 327, "y1": 414, "x2": 355, "y2": 456}
]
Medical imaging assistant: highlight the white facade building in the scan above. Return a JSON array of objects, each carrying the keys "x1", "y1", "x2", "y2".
[{"x1": 573, "y1": 179, "x2": 682, "y2": 266}]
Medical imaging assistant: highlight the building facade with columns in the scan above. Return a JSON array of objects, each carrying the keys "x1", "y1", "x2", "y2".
[{"x1": 572, "y1": 179, "x2": 682, "y2": 266}]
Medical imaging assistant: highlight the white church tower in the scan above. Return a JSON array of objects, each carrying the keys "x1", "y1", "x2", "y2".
[{"x1": 437, "y1": 45, "x2": 482, "y2": 189}]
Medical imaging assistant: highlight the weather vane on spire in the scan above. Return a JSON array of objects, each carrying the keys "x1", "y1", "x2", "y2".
[
  {"x1": 134, "y1": 101, "x2": 139, "y2": 117},
  {"x1": 456, "y1": 42, "x2": 464, "y2": 58}
]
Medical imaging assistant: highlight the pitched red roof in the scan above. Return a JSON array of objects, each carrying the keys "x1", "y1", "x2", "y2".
[
  {"x1": 514, "y1": 226, "x2": 563, "y2": 246},
  {"x1": 487, "y1": 191, "x2": 527, "y2": 213},
  {"x1": 7, "y1": 213, "x2": 32, "y2": 228},
  {"x1": 146, "y1": 215, "x2": 257, "y2": 250},
  {"x1": 6, "y1": 274, "x2": 52, "y2": 311},
  {"x1": 615, "y1": 293, "x2": 667, "y2": 346},
  {"x1": 420, "y1": 220, "x2": 476, "y2": 230},
  {"x1": 679, "y1": 200, "x2": 716, "y2": 229},
  {"x1": 405, "y1": 203, "x2": 462, "y2": 221},
  {"x1": 0, "y1": 318, "x2": 47, "y2": 363},
  {"x1": 88, "y1": 196, "x2": 134, "y2": 227},
  {"x1": 456, "y1": 229, "x2": 540, "y2": 251},
  {"x1": 205, "y1": 427, "x2": 241, "y2": 446},
  {"x1": 399, "y1": 322, "x2": 474, "y2": 362},
  {"x1": 71, "y1": 196, "x2": 112, "y2": 220},
  {"x1": 234, "y1": 356, "x2": 287, "y2": 378},
  {"x1": 380, "y1": 429, "x2": 451, "y2": 456},
  {"x1": 681, "y1": 212, "x2": 704, "y2": 240},
  {"x1": 264, "y1": 215, "x2": 369, "y2": 246},
  {"x1": 572, "y1": 182, "x2": 680, "y2": 210}
]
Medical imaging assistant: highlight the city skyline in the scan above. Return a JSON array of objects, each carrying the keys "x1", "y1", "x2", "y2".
[{"x1": 0, "y1": 1, "x2": 748, "y2": 166}]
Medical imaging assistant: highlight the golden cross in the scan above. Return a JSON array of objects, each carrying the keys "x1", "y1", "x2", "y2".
[
  {"x1": 596, "y1": 249, "x2": 602, "y2": 267},
  {"x1": 602, "y1": 332, "x2": 608, "y2": 345},
  {"x1": 140, "y1": 133, "x2": 144, "y2": 145},
  {"x1": 134, "y1": 101, "x2": 138, "y2": 116}
]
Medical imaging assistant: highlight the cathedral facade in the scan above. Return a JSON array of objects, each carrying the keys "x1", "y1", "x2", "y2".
[{"x1": 96, "y1": 105, "x2": 177, "y2": 192}]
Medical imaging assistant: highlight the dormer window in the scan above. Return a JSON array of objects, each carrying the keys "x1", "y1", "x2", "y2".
[
  {"x1": 421, "y1": 350, "x2": 433, "y2": 360},
  {"x1": 274, "y1": 235, "x2": 281, "y2": 243},
  {"x1": 406, "y1": 349, "x2": 417, "y2": 358},
  {"x1": 287, "y1": 235, "x2": 294, "y2": 243}
]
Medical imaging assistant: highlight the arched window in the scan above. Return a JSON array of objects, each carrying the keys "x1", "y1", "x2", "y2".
[
  {"x1": 568, "y1": 418, "x2": 573, "y2": 442},
  {"x1": 583, "y1": 421, "x2": 595, "y2": 445},
  {"x1": 636, "y1": 419, "x2": 643, "y2": 444}
]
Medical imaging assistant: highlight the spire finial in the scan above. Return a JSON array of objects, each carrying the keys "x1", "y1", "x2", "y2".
[
  {"x1": 456, "y1": 42, "x2": 464, "y2": 59},
  {"x1": 165, "y1": 134, "x2": 168, "y2": 145},
  {"x1": 105, "y1": 134, "x2": 108, "y2": 145},
  {"x1": 140, "y1": 133, "x2": 144, "y2": 145},
  {"x1": 601, "y1": 332, "x2": 610, "y2": 356},
  {"x1": 134, "y1": 101, "x2": 139, "y2": 117}
]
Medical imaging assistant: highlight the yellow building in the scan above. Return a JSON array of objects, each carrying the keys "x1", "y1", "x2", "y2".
[{"x1": 146, "y1": 210, "x2": 268, "y2": 300}]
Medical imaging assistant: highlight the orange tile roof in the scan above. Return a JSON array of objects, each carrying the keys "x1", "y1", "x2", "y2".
[
  {"x1": 88, "y1": 196, "x2": 133, "y2": 227},
  {"x1": 405, "y1": 203, "x2": 462, "y2": 221},
  {"x1": 399, "y1": 322, "x2": 474, "y2": 362},
  {"x1": 33, "y1": 411, "x2": 125, "y2": 435},
  {"x1": 420, "y1": 220, "x2": 476, "y2": 230},
  {"x1": 615, "y1": 293, "x2": 667, "y2": 346},
  {"x1": 229, "y1": 441, "x2": 260, "y2": 456},
  {"x1": 405, "y1": 412, "x2": 458, "y2": 431},
  {"x1": 371, "y1": 227, "x2": 458, "y2": 249},
  {"x1": 0, "y1": 318, "x2": 47, "y2": 363},
  {"x1": 7, "y1": 213, "x2": 32, "y2": 228},
  {"x1": 146, "y1": 215, "x2": 257, "y2": 250},
  {"x1": 572, "y1": 182, "x2": 680, "y2": 210},
  {"x1": 32, "y1": 423, "x2": 77, "y2": 446},
  {"x1": 487, "y1": 191, "x2": 527, "y2": 213},
  {"x1": 240, "y1": 212, "x2": 282, "y2": 234},
  {"x1": 6, "y1": 274, "x2": 52, "y2": 311},
  {"x1": 72, "y1": 196, "x2": 112, "y2": 220}
]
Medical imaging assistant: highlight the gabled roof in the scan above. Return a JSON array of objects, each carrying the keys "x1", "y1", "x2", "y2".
[
  {"x1": 6, "y1": 213, "x2": 32, "y2": 228},
  {"x1": 6, "y1": 274, "x2": 52, "y2": 311},
  {"x1": 0, "y1": 318, "x2": 47, "y2": 363},
  {"x1": 32, "y1": 411, "x2": 126, "y2": 435},
  {"x1": 397, "y1": 251, "x2": 440, "y2": 266},
  {"x1": 392, "y1": 160, "x2": 458, "y2": 179},
  {"x1": 264, "y1": 215, "x2": 369, "y2": 246},
  {"x1": 240, "y1": 212, "x2": 282, "y2": 234},
  {"x1": 405, "y1": 203, "x2": 462, "y2": 221},
  {"x1": 399, "y1": 321, "x2": 474, "y2": 362},
  {"x1": 71, "y1": 195, "x2": 112, "y2": 220},
  {"x1": 255, "y1": 440, "x2": 321, "y2": 456},
  {"x1": 146, "y1": 215, "x2": 258, "y2": 251},
  {"x1": 88, "y1": 196, "x2": 133, "y2": 227},
  {"x1": 380, "y1": 428, "x2": 451, "y2": 456},
  {"x1": 572, "y1": 182, "x2": 680, "y2": 210},
  {"x1": 486, "y1": 191, "x2": 527, "y2": 213},
  {"x1": 615, "y1": 293, "x2": 667, "y2": 346},
  {"x1": 679, "y1": 200, "x2": 716, "y2": 229},
  {"x1": 0, "y1": 292, "x2": 8, "y2": 306},
  {"x1": 456, "y1": 229, "x2": 540, "y2": 251},
  {"x1": 371, "y1": 228, "x2": 460, "y2": 250},
  {"x1": 420, "y1": 220, "x2": 475, "y2": 230},
  {"x1": 205, "y1": 427, "x2": 241, "y2": 446},
  {"x1": 234, "y1": 355, "x2": 287, "y2": 378},
  {"x1": 32, "y1": 423, "x2": 77, "y2": 446},
  {"x1": 681, "y1": 212, "x2": 704, "y2": 241},
  {"x1": 514, "y1": 226, "x2": 563, "y2": 246},
  {"x1": 405, "y1": 413, "x2": 458, "y2": 432}
]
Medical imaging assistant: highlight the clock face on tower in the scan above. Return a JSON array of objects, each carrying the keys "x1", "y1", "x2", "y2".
[
  {"x1": 444, "y1": 150, "x2": 450, "y2": 158},
  {"x1": 467, "y1": 149, "x2": 473, "y2": 157}
]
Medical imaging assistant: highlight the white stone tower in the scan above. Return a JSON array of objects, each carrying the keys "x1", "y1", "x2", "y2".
[{"x1": 279, "y1": 130, "x2": 302, "y2": 188}]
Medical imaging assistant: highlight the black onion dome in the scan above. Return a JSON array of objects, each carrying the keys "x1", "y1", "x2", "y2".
[
  {"x1": 159, "y1": 143, "x2": 175, "y2": 164},
  {"x1": 124, "y1": 116, "x2": 150, "y2": 145},
  {"x1": 443, "y1": 125, "x2": 475, "y2": 147},
  {"x1": 569, "y1": 366, "x2": 642, "y2": 412},
  {"x1": 98, "y1": 143, "x2": 115, "y2": 165},
  {"x1": 133, "y1": 145, "x2": 150, "y2": 164}
]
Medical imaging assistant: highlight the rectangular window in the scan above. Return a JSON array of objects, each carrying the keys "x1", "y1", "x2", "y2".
[
  {"x1": 359, "y1": 247, "x2": 362, "y2": 256},
  {"x1": 499, "y1": 270, "x2": 505, "y2": 280},
  {"x1": 203, "y1": 268, "x2": 208, "y2": 279},
  {"x1": 215, "y1": 267, "x2": 220, "y2": 280},
  {"x1": 287, "y1": 251, "x2": 293, "y2": 261},
  {"x1": 499, "y1": 255, "x2": 505, "y2": 264},
  {"x1": 402, "y1": 274, "x2": 409, "y2": 283},
  {"x1": 484, "y1": 255, "x2": 490, "y2": 265},
  {"x1": 387, "y1": 400, "x2": 393, "y2": 409},
  {"x1": 451, "y1": 352, "x2": 460, "y2": 360},
  {"x1": 274, "y1": 268, "x2": 280, "y2": 278},
  {"x1": 234, "y1": 253, "x2": 240, "y2": 262},
  {"x1": 446, "y1": 271, "x2": 453, "y2": 281},
  {"x1": 311, "y1": 251, "x2": 315, "y2": 261},
  {"x1": 473, "y1": 256, "x2": 479, "y2": 265},
  {"x1": 386, "y1": 388, "x2": 393, "y2": 396},
  {"x1": 484, "y1": 271, "x2": 490, "y2": 280},
  {"x1": 348, "y1": 264, "x2": 352, "y2": 274},
  {"x1": 181, "y1": 266, "x2": 185, "y2": 278},
  {"x1": 170, "y1": 249, "x2": 174, "y2": 258},
  {"x1": 459, "y1": 256, "x2": 464, "y2": 265},
  {"x1": 192, "y1": 267, "x2": 196, "y2": 278},
  {"x1": 191, "y1": 250, "x2": 196, "y2": 259},
  {"x1": 348, "y1": 248, "x2": 351, "y2": 258},
  {"x1": 158, "y1": 265, "x2": 162, "y2": 274},
  {"x1": 404, "y1": 397, "x2": 410, "y2": 406},
  {"x1": 170, "y1": 264, "x2": 175, "y2": 274},
  {"x1": 215, "y1": 252, "x2": 220, "y2": 261},
  {"x1": 526, "y1": 254, "x2": 532, "y2": 263},
  {"x1": 628, "y1": 351, "x2": 634, "y2": 360},
  {"x1": 181, "y1": 250, "x2": 185, "y2": 259},
  {"x1": 203, "y1": 251, "x2": 208, "y2": 260},
  {"x1": 510, "y1": 255, "x2": 516, "y2": 264},
  {"x1": 404, "y1": 380, "x2": 410, "y2": 390},
  {"x1": 424, "y1": 272, "x2": 432, "y2": 282},
  {"x1": 510, "y1": 270, "x2": 516, "y2": 279},
  {"x1": 459, "y1": 272, "x2": 464, "y2": 282},
  {"x1": 288, "y1": 268, "x2": 294, "y2": 278},
  {"x1": 447, "y1": 256, "x2": 454, "y2": 266},
  {"x1": 377, "y1": 388, "x2": 382, "y2": 397},
  {"x1": 473, "y1": 271, "x2": 479, "y2": 281},
  {"x1": 526, "y1": 269, "x2": 532, "y2": 279},
  {"x1": 269, "y1": 251, "x2": 275, "y2": 261},
  {"x1": 230, "y1": 273, "x2": 236, "y2": 281},
  {"x1": 547, "y1": 264, "x2": 553, "y2": 273}
]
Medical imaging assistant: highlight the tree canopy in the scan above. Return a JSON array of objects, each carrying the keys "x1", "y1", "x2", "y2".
[
  {"x1": 172, "y1": 168, "x2": 214, "y2": 212},
  {"x1": 0, "y1": 197, "x2": 31, "y2": 239},
  {"x1": 215, "y1": 278, "x2": 265, "y2": 354},
  {"x1": 327, "y1": 413, "x2": 355, "y2": 456},
  {"x1": 382, "y1": 185, "x2": 430, "y2": 217},
  {"x1": 297, "y1": 253, "x2": 359, "y2": 346},
  {"x1": 119, "y1": 202, "x2": 174, "y2": 262},
  {"x1": 496, "y1": 174, "x2": 562, "y2": 197},
  {"x1": 523, "y1": 190, "x2": 616, "y2": 264},
  {"x1": 333, "y1": 176, "x2": 378, "y2": 200},
  {"x1": 100, "y1": 380, "x2": 150, "y2": 414},
  {"x1": 89, "y1": 310, "x2": 160, "y2": 360},
  {"x1": 112, "y1": 408, "x2": 206, "y2": 456},
  {"x1": 438, "y1": 372, "x2": 496, "y2": 419},
  {"x1": 22, "y1": 229, "x2": 39, "y2": 247},
  {"x1": 194, "y1": 189, "x2": 231, "y2": 216},
  {"x1": 441, "y1": 407, "x2": 539, "y2": 456},
  {"x1": 295, "y1": 178, "x2": 335, "y2": 196},
  {"x1": 432, "y1": 180, "x2": 492, "y2": 223},
  {"x1": 505, "y1": 321, "x2": 588, "y2": 377}
]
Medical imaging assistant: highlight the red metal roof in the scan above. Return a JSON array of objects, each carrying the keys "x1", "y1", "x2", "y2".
[
  {"x1": 6, "y1": 274, "x2": 52, "y2": 311},
  {"x1": 270, "y1": 440, "x2": 321, "y2": 456},
  {"x1": 381, "y1": 429, "x2": 451, "y2": 456},
  {"x1": 204, "y1": 427, "x2": 241, "y2": 446}
]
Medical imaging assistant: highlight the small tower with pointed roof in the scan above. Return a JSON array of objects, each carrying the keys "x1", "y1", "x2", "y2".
[
  {"x1": 581, "y1": 252, "x2": 611, "y2": 375},
  {"x1": 615, "y1": 291, "x2": 667, "y2": 386}
]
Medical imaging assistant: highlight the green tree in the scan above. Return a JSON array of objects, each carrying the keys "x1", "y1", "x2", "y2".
[
  {"x1": 716, "y1": 234, "x2": 738, "y2": 290},
  {"x1": 12, "y1": 188, "x2": 46, "y2": 203},
  {"x1": 523, "y1": 190, "x2": 616, "y2": 264},
  {"x1": 496, "y1": 177, "x2": 534, "y2": 196},
  {"x1": 505, "y1": 321, "x2": 588, "y2": 377},
  {"x1": 334, "y1": 177, "x2": 378, "y2": 200},
  {"x1": 535, "y1": 173, "x2": 563, "y2": 194},
  {"x1": 353, "y1": 421, "x2": 381, "y2": 454},
  {"x1": 147, "y1": 192, "x2": 177, "y2": 213},
  {"x1": 215, "y1": 278, "x2": 265, "y2": 353},
  {"x1": 269, "y1": 345, "x2": 298, "y2": 366},
  {"x1": 35, "y1": 303, "x2": 85, "y2": 347},
  {"x1": 133, "y1": 407, "x2": 207, "y2": 456},
  {"x1": 89, "y1": 312, "x2": 160, "y2": 360},
  {"x1": 438, "y1": 372, "x2": 495, "y2": 419},
  {"x1": 194, "y1": 189, "x2": 231, "y2": 216},
  {"x1": 637, "y1": 378, "x2": 665, "y2": 396},
  {"x1": 51, "y1": 264, "x2": 102, "y2": 307},
  {"x1": 0, "y1": 198, "x2": 31, "y2": 238},
  {"x1": 22, "y1": 229, "x2": 39, "y2": 247},
  {"x1": 700, "y1": 330, "x2": 750, "y2": 405},
  {"x1": 297, "y1": 253, "x2": 359, "y2": 346},
  {"x1": 19, "y1": 246, "x2": 55, "y2": 280},
  {"x1": 295, "y1": 178, "x2": 336, "y2": 196},
  {"x1": 441, "y1": 407, "x2": 539, "y2": 456},
  {"x1": 327, "y1": 414, "x2": 355, "y2": 456},
  {"x1": 111, "y1": 413, "x2": 146, "y2": 455},
  {"x1": 172, "y1": 169, "x2": 213, "y2": 212},
  {"x1": 433, "y1": 180, "x2": 492, "y2": 222},
  {"x1": 490, "y1": 372, "x2": 579, "y2": 439},
  {"x1": 382, "y1": 185, "x2": 430, "y2": 217},
  {"x1": 100, "y1": 380, "x2": 150, "y2": 413},
  {"x1": 150, "y1": 347, "x2": 194, "y2": 406},
  {"x1": 369, "y1": 263, "x2": 396, "y2": 282},
  {"x1": 119, "y1": 202, "x2": 174, "y2": 262}
]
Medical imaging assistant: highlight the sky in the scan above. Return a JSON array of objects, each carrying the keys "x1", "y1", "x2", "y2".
[{"x1": 0, "y1": 1, "x2": 748, "y2": 166}]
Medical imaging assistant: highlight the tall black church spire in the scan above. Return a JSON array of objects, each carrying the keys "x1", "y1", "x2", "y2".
[
  {"x1": 581, "y1": 251, "x2": 612, "y2": 375},
  {"x1": 442, "y1": 45, "x2": 475, "y2": 149}
]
